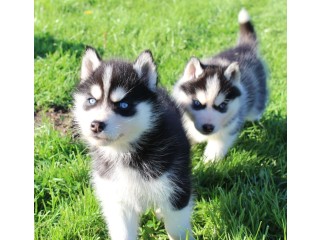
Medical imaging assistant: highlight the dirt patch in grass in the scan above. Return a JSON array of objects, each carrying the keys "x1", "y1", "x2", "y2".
[{"x1": 34, "y1": 106, "x2": 75, "y2": 135}]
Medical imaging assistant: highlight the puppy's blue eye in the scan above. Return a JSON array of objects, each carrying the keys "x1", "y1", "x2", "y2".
[
  {"x1": 193, "y1": 100, "x2": 201, "y2": 106},
  {"x1": 119, "y1": 102, "x2": 129, "y2": 109},
  {"x1": 219, "y1": 102, "x2": 227, "y2": 110},
  {"x1": 214, "y1": 102, "x2": 228, "y2": 113},
  {"x1": 114, "y1": 101, "x2": 135, "y2": 117},
  {"x1": 88, "y1": 98, "x2": 96, "y2": 105},
  {"x1": 192, "y1": 99, "x2": 206, "y2": 110}
]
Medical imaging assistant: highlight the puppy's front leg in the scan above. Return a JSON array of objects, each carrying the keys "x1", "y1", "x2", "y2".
[
  {"x1": 162, "y1": 200, "x2": 194, "y2": 240},
  {"x1": 204, "y1": 132, "x2": 238, "y2": 162},
  {"x1": 103, "y1": 202, "x2": 139, "y2": 240}
]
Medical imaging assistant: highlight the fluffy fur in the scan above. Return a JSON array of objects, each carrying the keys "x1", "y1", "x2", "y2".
[
  {"x1": 73, "y1": 47, "x2": 194, "y2": 239},
  {"x1": 173, "y1": 9, "x2": 268, "y2": 162}
]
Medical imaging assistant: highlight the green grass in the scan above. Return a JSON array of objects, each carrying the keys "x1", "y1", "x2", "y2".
[{"x1": 34, "y1": 0, "x2": 287, "y2": 239}]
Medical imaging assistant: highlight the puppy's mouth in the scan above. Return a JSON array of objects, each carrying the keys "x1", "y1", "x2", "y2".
[
  {"x1": 198, "y1": 130, "x2": 216, "y2": 136},
  {"x1": 91, "y1": 134, "x2": 124, "y2": 143},
  {"x1": 93, "y1": 136, "x2": 112, "y2": 143}
]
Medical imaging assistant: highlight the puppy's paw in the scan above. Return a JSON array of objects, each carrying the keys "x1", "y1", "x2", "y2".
[
  {"x1": 155, "y1": 208, "x2": 163, "y2": 220},
  {"x1": 203, "y1": 145, "x2": 226, "y2": 163}
]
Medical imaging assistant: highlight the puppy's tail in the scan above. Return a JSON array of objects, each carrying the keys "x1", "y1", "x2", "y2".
[{"x1": 237, "y1": 8, "x2": 257, "y2": 47}]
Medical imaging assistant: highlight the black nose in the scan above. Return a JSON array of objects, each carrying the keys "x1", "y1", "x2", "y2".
[
  {"x1": 91, "y1": 121, "x2": 106, "y2": 133},
  {"x1": 202, "y1": 124, "x2": 214, "y2": 134}
]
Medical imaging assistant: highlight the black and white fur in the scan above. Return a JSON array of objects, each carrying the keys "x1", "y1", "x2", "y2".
[
  {"x1": 173, "y1": 9, "x2": 268, "y2": 162},
  {"x1": 73, "y1": 47, "x2": 194, "y2": 239}
]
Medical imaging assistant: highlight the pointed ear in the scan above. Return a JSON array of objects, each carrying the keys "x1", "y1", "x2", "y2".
[
  {"x1": 80, "y1": 46, "x2": 102, "y2": 82},
  {"x1": 133, "y1": 50, "x2": 157, "y2": 91},
  {"x1": 224, "y1": 62, "x2": 241, "y2": 82},
  {"x1": 182, "y1": 57, "x2": 204, "y2": 82}
]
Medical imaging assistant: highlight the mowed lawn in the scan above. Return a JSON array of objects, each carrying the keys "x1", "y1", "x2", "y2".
[{"x1": 34, "y1": 0, "x2": 287, "y2": 239}]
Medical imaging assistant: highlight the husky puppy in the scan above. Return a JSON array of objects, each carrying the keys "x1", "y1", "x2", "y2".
[
  {"x1": 72, "y1": 47, "x2": 194, "y2": 240},
  {"x1": 173, "y1": 9, "x2": 268, "y2": 162}
]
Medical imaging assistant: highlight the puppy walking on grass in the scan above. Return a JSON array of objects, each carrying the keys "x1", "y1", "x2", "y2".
[
  {"x1": 173, "y1": 9, "x2": 268, "y2": 162},
  {"x1": 73, "y1": 47, "x2": 194, "y2": 239}
]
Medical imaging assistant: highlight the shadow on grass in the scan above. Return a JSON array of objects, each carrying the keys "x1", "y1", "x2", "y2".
[
  {"x1": 193, "y1": 114, "x2": 286, "y2": 187},
  {"x1": 34, "y1": 32, "x2": 105, "y2": 59},
  {"x1": 192, "y1": 113, "x2": 287, "y2": 239}
]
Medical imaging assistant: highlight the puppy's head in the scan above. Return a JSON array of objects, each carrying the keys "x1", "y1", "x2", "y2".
[
  {"x1": 173, "y1": 57, "x2": 242, "y2": 135},
  {"x1": 73, "y1": 47, "x2": 159, "y2": 148}
]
